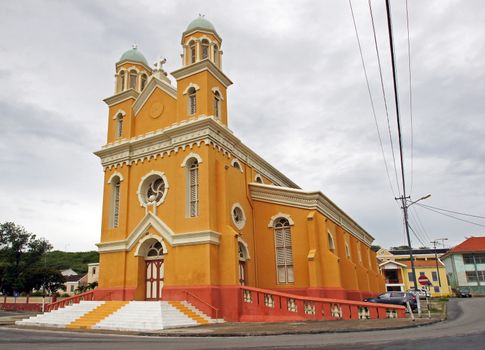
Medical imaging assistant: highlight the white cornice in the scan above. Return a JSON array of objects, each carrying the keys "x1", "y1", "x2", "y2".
[
  {"x1": 181, "y1": 29, "x2": 222, "y2": 44},
  {"x1": 94, "y1": 116, "x2": 299, "y2": 188},
  {"x1": 248, "y1": 183, "x2": 375, "y2": 246},
  {"x1": 116, "y1": 60, "x2": 152, "y2": 72},
  {"x1": 171, "y1": 60, "x2": 232, "y2": 87},
  {"x1": 96, "y1": 212, "x2": 221, "y2": 253},
  {"x1": 132, "y1": 77, "x2": 177, "y2": 116},
  {"x1": 104, "y1": 89, "x2": 139, "y2": 107}
]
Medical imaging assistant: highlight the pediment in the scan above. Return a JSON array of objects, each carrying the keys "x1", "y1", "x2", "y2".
[{"x1": 133, "y1": 77, "x2": 177, "y2": 116}]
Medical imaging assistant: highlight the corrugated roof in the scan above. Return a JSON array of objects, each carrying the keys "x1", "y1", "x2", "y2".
[{"x1": 448, "y1": 237, "x2": 485, "y2": 253}]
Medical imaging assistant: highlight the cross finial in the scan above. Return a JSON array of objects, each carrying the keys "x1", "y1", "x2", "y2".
[
  {"x1": 198, "y1": 13, "x2": 205, "y2": 18},
  {"x1": 132, "y1": 43, "x2": 138, "y2": 50}
]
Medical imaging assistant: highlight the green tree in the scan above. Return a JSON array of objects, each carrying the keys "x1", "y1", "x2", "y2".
[{"x1": 0, "y1": 222, "x2": 64, "y2": 295}]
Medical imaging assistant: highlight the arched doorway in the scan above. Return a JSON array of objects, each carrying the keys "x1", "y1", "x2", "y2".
[
  {"x1": 238, "y1": 242, "x2": 248, "y2": 286},
  {"x1": 145, "y1": 241, "x2": 164, "y2": 300}
]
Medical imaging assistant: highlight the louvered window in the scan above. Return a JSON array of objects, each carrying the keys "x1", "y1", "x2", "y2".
[
  {"x1": 214, "y1": 91, "x2": 221, "y2": 119},
  {"x1": 116, "y1": 114, "x2": 123, "y2": 138},
  {"x1": 201, "y1": 39, "x2": 209, "y2": 59},
  {"x1": 188, "y1": 159, "x2": 199, "y2": 217},
  {"x1": 188, "y1": 86, "x2": 197, "y2": 115},
  {"x1": 129, "y1": 70, "x2": 137, "y2": 90},
  {"x1": 274, "y1": 218, "x2": 294, "y2": 283},
  {"x1": 111, "y1": 178, "x2": 121, "y2": 228},
  {"x1": 189, "y1": 41, "x2": 196, "y2": 63}
]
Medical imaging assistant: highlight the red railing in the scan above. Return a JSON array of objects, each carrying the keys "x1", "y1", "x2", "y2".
[
  {"x1": 184, "y1": 290, "x2": 220, "y2": 319},
  {"x1": 239, "y1": 286, "x2": 406, "y2": 321},
  {"x1": 45, "y1": 291, "x2": 95, "y2": 312}
]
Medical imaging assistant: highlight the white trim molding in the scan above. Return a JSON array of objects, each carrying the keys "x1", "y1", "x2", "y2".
[
  {"x1": 211, "y1": 87, "x2": 225, "y2": 100},
  {"x1": 182, "y1": 83, "x2": 201, "y2": 95},
  {"x1": 231, "y1": 203, "x2": 246, "y2": 230},
  {"x1": 134, "y1": 233, "x2": 168, "y2": 257},
  {"x1": 94, "y1": 116, "x2": 299, "y2": 189},
  {"x1": 112, "y1": 109, "x2": 127, "y2": 119},
  {"x1": 136, "y1": 170, "x2": 169, "y2": 208},
  {"x1": 267, "y1": 213, "x2": 295, "y2": 228},
  {"x1": 96, "y1": 212, "x2": 221, "y2": 254},
  {"x1": 237, "y1": 237, "x2": 251, "y2": 260},
  {"x1": 180, "y1": 152, "x2": 203, "y2": 167},
  {"x1": 231, "y1": 159, "x2": 244, "y2": 173},
  {"x1": 107, "y1": 171, "x2": 124, "y2": 184},
  {"x1": 251, "y1": 183, "x2": 375, "y2": 246}
]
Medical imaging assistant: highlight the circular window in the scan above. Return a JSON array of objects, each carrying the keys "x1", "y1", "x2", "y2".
[
  {"x1": 231, "y1": 203, "x2": 246, "y2": 230},
  {"x1": 137, "y1": 171, "x2": 169, "y2": 207}
]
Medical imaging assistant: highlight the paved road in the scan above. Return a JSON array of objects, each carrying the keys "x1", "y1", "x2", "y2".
[{"x1": 0, "y1": 298, "x2": 484, "y2": 349}]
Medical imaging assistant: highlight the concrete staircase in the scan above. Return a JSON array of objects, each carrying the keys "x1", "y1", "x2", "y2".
[
  {"x1": 16, "y1": 301, "x2": 104, "y2": 328},
  {"x1": 16, "y1": 300, "x2": 219, "y2": 332}
]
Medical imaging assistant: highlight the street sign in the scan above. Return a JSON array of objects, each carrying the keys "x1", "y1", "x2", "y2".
[{"x1": 418, "y1": 275, "x2": 431, "y2": 286}]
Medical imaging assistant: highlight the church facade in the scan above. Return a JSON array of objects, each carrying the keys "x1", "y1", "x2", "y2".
[{"x1": 94, "y1": 16, "x2": 385, "y2": 320}]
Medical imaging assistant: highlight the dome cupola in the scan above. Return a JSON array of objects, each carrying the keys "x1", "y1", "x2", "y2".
[
  {"x1": 119, "y1": 45, "x2": 149, "y2": 67},
  {"x1": 185, "y1": 15, "x2": 217, "y2": 35}
]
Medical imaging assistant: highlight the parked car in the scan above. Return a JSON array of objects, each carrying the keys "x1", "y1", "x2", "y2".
[
  {"x1": 452, "y1": 287, "x2": 472, "y2": 298},
  {"x1": 407, "y1": 287, "x2": 431, "y2": 299},
  {"x1": 364, "y1": 291, "x2": 417, "y2": 310}
]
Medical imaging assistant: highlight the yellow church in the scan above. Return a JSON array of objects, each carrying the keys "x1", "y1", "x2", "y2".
[{"x1": 93, "y1": 16, "x2": 385, "y2": 321}]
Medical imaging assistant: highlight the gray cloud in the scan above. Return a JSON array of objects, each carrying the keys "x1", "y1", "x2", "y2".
[{"x1": 1, "y1": 0, "x2": 484, "y2": 250}]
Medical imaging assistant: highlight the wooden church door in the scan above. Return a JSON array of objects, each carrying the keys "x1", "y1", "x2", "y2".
[
  {"x1": 145, "y1": 241, "x2": 165, "y2": 300},
  {"x1": 145, "y1": 259, "x2": 164, "y2": 300}
]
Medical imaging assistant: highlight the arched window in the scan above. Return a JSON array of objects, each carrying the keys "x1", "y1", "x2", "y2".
[
  {"x1": 274, "y1": 218, "x2": 294, "y2": 283},
  {"x1": 255, "y1": 175, "x2": 263, "y2": 183},
  {"x1": 232, "y1": 159, "x2": 242, "y2": 171},
  {"x1": 116, "y1": 114, "x2": 123, "y2": 138},
  {"x1": 201, "y1": 39, "x2": 209, "y2": 60},
  {"x1": 129, "y1": 70, "x2": 137, "y2": 90},
  {"x1": 188, "y1": 87, "x2": 196, "y2": 115},
  {"x1": 110, "y1": 176, "x2": 121, "y2": 228},
  {"x1": 214, "y1": 90, "x2": 221, "y2": 119},
  {"x1": 213, "y1": 45, "x2": 218, "y2": 65},
  {"x1": 146, "y1": 241, "x2": 164, "y2": 258},
  {"x1": 189, "y1": 40, "x2": 196, "y2": 64},
  {"x1": 140, "y1": 74, "x2": 147, "y2": 91},
  {"x1": 119, "y1": 71, "x2": 125, "y2": 91},
  {"x1": 345, "y1": 241, "x2": 351, "y2": 259},
  {"x1": 186, "y1": 158, "x2": 199, "y2": 217},
  {"x1": 327, "y1": 232, "x2": 335, "y2": 251},
  {"x1": 357, "y1": 243, "x2": 362, "y2": 263}
]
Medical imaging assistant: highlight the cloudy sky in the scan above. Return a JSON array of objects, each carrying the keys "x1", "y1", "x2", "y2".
[{"x1": 1, "y1": 0, "x2": 484, "y2": 252}]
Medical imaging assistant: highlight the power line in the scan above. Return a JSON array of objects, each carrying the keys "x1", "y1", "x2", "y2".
[
  {"x1": 408, "y1": 223, "x2": 427, "y2": 248},
  {"x1": 416, "y1": 203, "x2": 485, "y2": 220},
  {"x1": 410, "y1": 206, "x2": 432, "y2": 243},
  {"x1": 416, "y1": 203, "x2": 485, "y2": 228},
  {"x1": 348, "y1": 0, "x2": 398, "y2": 198},
  {"x1": 367, "y1": 0, "x2": 402, "y2": 197},
  {"x1": 405, "y1": 0, "x2": 415, "y2": 195}
]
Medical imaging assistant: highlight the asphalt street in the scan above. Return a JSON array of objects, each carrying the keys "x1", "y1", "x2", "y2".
[{"x1": 0, "y1": 298, "x2": 484, "y2": 350}]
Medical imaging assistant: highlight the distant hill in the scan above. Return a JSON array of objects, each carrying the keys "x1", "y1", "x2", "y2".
[{"x1": 45, "y1": 250, "x2": 99, "y2": 274}]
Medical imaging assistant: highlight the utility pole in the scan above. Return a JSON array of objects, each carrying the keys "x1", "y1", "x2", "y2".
[
  {"x1": 431, "y1": 238, "x2": 448, "y2": 288},
  {"x1": 384, "y1": 1, "x2": 430, "y2": 316}
]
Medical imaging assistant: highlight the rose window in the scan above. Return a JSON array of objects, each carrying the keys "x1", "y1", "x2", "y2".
[{"x1": 147, "y1": 178, "x2": 165, "y2": 203}]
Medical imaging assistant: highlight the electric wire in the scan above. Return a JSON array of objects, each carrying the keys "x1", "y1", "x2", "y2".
[
  {"x1": 405, "y1": 0, "x2": 415, "y2": 196},
  {"x1": 368, "y1": 0, "x2": 402, "y2": 197},
  {"x1": 410, "y1": 206, "x2": 432, "y2": 243},
  {"x1": 415, "y1": 203, "x2": 485, "y2": 228},
  {"x1": 349, "y1": 0, "x2": 398, "y2": 199},
  {"x1": 408, "y1": 207, "x2": 431, "y2": 244},
  {"x1": 416, "y1": 203, "x2": 485, "y2": 220},
  {"x1": 408, "y1": 224, "x2": 428, "y2": 248}
]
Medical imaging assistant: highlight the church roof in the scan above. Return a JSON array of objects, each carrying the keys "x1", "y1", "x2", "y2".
[
  {"x1": 185, "y1": 15, "x2": 216, "y2": 33},
  {"x1": 119, "y1": 46, "x2": 149, "y2": 66}
]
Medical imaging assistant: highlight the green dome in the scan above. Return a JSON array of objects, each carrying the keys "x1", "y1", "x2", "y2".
[
  {"x1": 186, "y1": 15, "x2": 216, "y2": 33},
  {"x1": 119, "y1": 46, "x2": 149, "y2": 66}
]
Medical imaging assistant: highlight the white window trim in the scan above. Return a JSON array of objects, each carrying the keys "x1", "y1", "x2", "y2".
[
  {"x1": 180, "y1": 152, "x2": 203, "y2": 167},
  {"x1": 231, "y1": 159, "x2": 244, "y2": 173},
  {"x1": 112, "y1": 109, "x2": 127, "y2": 120},
  {"x1": 273, "y1": 217, "x2": 294, "y2": 284},
  {"x1": 185, "y1": 156, "x2": 199, "y2": 218},
  {"x1": 109, "y1": 175, "x2": 122, "y2": 229},
  {"x1": 327, "y1": 231, "x2": 336, "y2": 251},
  {"x1": 107, "y1": 171, "x2": 124, "y2": 184},
  {"x1": 137, "y1": 170, "x2": 169, "y2": 208},
  {"x1": 182, "y1": 83, "x2": 200, "y2": 95},
  {"x1": 268, "y1": 213, "x2": 294, "y2": 228},
  {"x1": 254, "y1": 174, "x2": 263, "y2": 183},
  {"x1": 211, "y1": 87, "x2": 225, "y2": 100},
  {"x1": 345, "y1": 241, "x2": 351, "y2": 259},
  {"x1": 238, "y1": 237, "x2": 251, "y2": 260},
  {"x1": 231, "y1": 203, "x2": 246, "y2": 230},
  {"x1": 134, "y1": 234, "x2": 168, "y2": 257}
]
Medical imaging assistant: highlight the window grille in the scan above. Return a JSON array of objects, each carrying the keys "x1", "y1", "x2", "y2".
[
  {"x1": 140, "y1": 74, "x2": 147, "y2": 91},
  {"x1": 214, "y1": 91, "x2": 220, "y2": 119},
  {"x1": 188, "y1": 160, "x2": 199, "y2": 217},
  {"x1": 112, "y1": 179, "x2": 121, "y2": 228},
  {"x1": 189, "y1": 91, "x2": 196, "y2": 115},
  {"x1": 116, "y1": 115, "x2": 123, "y2": 137},
  {"x1": 119, "y1": 71, "x2": 125, "y2": 91},
  {"x1": 274, "y1": 218, "x2": 294, "y2": 283},
  {"x1": 189, "y1": 41, "x2": 196, "y2": 63},
  {"x1": 201, "y1": 39, "x2": 209, "y2": 59}
]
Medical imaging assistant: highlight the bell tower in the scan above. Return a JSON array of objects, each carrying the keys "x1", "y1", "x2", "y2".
[{"x1": 171, "y1": 15, "x2": 232, "y2": 126}]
